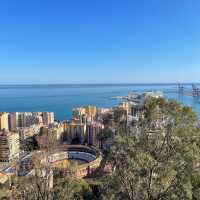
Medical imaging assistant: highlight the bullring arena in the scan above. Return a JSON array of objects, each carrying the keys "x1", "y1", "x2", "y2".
[
  {"x1": 47, "y1": 145, "x2": 102, "y2": 179},
  {"x1": 3, "y1": 145, "x2": 102, "y2": 180}
]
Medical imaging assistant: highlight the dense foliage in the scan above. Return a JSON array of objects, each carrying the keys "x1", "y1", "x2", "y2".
[{"x1": 103, "y1": 98, "x2": 200, "y2": 200}]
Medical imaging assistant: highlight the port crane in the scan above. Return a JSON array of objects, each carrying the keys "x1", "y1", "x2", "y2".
[
  {"x1": 111, "y1": 84, "x2": 200, "y2": 101},
  {"x1": 177, "y1": 84, "x2": 200, "y2": 97}
]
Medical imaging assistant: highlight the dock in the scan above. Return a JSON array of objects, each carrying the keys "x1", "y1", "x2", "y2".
[
  {"x1": 111, "y1": 84, "x2": 200, "y2": 101},
  {"x1": 177, "y1": 84, "x2": 200, "y2": 97}
]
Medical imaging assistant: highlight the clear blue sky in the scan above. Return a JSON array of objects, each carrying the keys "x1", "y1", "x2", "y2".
[{"x1": 0, "y1": 0, "x2": 200, "y2": 84}]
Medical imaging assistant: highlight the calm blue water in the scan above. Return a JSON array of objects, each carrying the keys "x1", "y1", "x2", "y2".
[{"x1": 0, "y1": 84, "x2": 200, "y2": 120}]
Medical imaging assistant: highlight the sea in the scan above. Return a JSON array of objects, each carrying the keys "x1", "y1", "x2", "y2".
[{"x1": 0, "y1": 84, "x2": 200, "y2": 121}]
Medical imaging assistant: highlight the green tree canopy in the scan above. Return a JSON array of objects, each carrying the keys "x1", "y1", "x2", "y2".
[{"x1": 103, "y1": 98, "x2": 200, "y2": 200}]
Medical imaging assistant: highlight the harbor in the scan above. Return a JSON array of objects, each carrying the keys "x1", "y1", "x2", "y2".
[{"x1": 112, "y1": 84, "x2": 200, "y2": 100}]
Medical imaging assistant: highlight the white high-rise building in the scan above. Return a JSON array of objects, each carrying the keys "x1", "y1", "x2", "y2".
[
  {"x1": 8, "y1": 112, "x2": 19, "y2": 131},
  {"x1": 0, "y1": 112, "x2": 9, "y2": 130},
  {"x1": 18, "y1": 112, "x2": 33, "y2": 127},
  {"x1": 18, "y1": 113, "x2": 26, "y2": 127},
  {"x1": 42, "y1": 112, "x2": 54, "y2": 125},
  {"x1": 0, "y1": 130, "x2": 20, "y2": 162}
]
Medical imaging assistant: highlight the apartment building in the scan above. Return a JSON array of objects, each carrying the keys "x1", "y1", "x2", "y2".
[
  {"x1": 0, "y1": 112, "x2": 9, "y2": 130},
  {"x1": 42, "y1": 112, "x2": 54, "y2": 125},
  {"x1": 8, "y1": 112, "x2": 19, "y2": 131},
  {"x1": 0, "y1": 130, "x2": 20, "y2": 162}
]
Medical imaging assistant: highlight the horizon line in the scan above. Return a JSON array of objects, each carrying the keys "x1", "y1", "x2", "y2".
[{"x1": 0, "y1": 82, "x2": 199, "y2": 86}]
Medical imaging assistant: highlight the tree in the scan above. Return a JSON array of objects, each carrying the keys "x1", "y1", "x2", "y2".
[
  {"x1": 11, "y1": 129, "x2": 58, "y2": 200},
  {"x1": 12, "y1": 131, "x2": 57, "y2": 200},
  {"x1": 97, "y1": 128, "x2": 114, "y2": 149},
  {"x1": 53, "y1": 176, "x2": 93, "y2": 200},
  {"x1": 113, "y1": 107, "x2": 127, "y2": 125},
  {"x1": 103, "y1": 98, "x2": 200, "y2": 200}
]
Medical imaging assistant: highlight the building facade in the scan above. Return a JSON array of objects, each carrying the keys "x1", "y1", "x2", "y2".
[
  {"x1": 87, "y1": 122, "x2": 104, "y2": 147},
  {"x1": 42, "y1": 112, "x2": 54, "y2": 125},
  {"x1": 0, "y1": 131, "x2": 20, "y2": 162},
  {"x1": 0, "y1": 113, "x2": 9, "y2": 131},
  {"x1": 8, "y1": 112, "x2": 19, "y2": 131}
]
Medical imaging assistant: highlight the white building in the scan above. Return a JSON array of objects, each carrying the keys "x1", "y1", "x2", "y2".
[
  {"x1": 0, "y1": 113, "x2": 9, "y2": 131},
  {"x1": 8, "y1": 112, "x2": 19, "y2": 131},
  {"x1": 18, "y1": 125, "x2": 41, "y2": 141},
  {"x1": 42, "y1": 112, "x2": 54, "y2": 125},
  {"x1": 144, "y1": 91, "x2": 164, "y2": 99},
  {"x1": 0, "y1": 131, "x2": 20, "y2": 162}
]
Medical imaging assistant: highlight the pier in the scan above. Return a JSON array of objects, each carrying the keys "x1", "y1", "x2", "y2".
[{"x1": 111, "y1": 84, "x2": 200, "y2": 101}]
